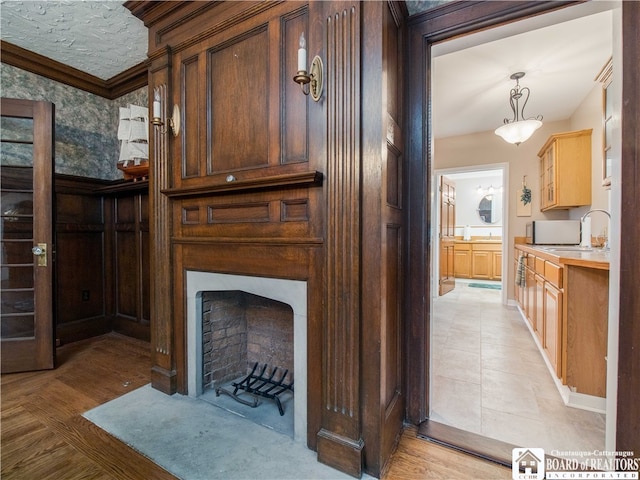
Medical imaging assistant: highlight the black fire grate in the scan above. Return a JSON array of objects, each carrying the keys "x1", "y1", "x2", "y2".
[{"x1": 215, "y1": 362, "x2": 294, "y2": 416}]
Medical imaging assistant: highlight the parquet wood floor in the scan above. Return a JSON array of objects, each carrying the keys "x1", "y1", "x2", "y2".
[{"x1": 1, "y1": 333, "x2": 510, "y2": 479}]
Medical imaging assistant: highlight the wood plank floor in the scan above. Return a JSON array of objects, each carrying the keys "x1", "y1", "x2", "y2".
[{"x1": 1, "y1": 333, "x2": 510, "y2": 479}]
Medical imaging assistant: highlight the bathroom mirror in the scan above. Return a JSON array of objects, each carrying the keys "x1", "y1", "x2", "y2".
[{"x1": 477, "y1": 195, "x2": 500, "y2": 224}]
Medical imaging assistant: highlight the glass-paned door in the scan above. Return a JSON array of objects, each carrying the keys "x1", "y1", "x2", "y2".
[{"x1": 1, "y1": 98, "x2": 55, "y2": 373}]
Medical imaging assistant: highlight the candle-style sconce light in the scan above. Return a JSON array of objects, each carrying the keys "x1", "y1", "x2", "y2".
[
  {"x1": 293, "y1": 32, "x2": 323, "y2": 102},
  {"x1": 151, "y1": 88, "x2": 181, "y2": 136}
]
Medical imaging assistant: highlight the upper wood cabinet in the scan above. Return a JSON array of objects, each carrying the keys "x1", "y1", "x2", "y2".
[
  {"x1": 538, "y1": 129, "x2": 592, "y2": 211},
  {"x1": 169, "y1": 3, "x2": 311, "y2": 190}
]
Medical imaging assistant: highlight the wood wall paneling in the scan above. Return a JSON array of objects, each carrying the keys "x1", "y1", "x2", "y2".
[
  {"x1": 181, "y1": 55, "x2": 201, "y2": 179},
  {"x1": 282, "y1": 11, "x2": 309, "y2": 164},
  {"x1": 54, "y1": 178, "x2": 110, "y2": 344},
  {"x1": 111, "y1": 192, "x2": 151, "y2": 341},
  {"x1": 360, "y1": 2, "x2": 406, "y2": 476},
  {"x1": 209, "y1": 29, "x2": 270, "y2": 173},
  {"x1": 175, "y1": 189, "x2": 314, "y2": 241}
]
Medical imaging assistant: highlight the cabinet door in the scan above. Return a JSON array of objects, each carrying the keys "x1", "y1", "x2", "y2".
[
  {"x1": 454, "y1": 249, "x2": 471, "y2": 278},
  {"x1": 492, "y1": 252, "x2": 502, "y2": 280},
  {"x1": 534, "y1": 275, "x2": 545, "y2": 343},
  {"x1": 540, "y1": 144, "x2": 556, "y2": 210},
  {"x1": 525, "y1": 267, "x2": 536, "y2": 325},
  {"x1": 471, "y1": 251, "x2": 491, "y2": 279},
  {"x1": 544, "y1": 282, "x2": 563, "y2": 376}
]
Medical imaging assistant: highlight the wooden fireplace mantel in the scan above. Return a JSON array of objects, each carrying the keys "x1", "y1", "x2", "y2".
[
  {"x1": 161, "y1": 170, "x2": 323, "y2": 198},
  {"x1": 132, "y1": 1, "x2": 406, "y2": 478}
]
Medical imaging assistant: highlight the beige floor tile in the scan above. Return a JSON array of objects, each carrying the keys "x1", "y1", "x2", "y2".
[
  {"x1": 431, "y1": 280, "x2": 606, "y2": 453},
  {"x1": 431, "y1": 374, "x2": 482, "y2": 434}
]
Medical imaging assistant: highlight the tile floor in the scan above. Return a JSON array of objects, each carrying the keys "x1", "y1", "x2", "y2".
[{"x1": 430, "y1": 279, "x2": 606, "y2": 453}]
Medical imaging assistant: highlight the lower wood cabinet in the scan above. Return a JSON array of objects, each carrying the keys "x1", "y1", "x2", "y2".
[
  {"x1": 515, "y1": 248, "x2": 563, "y2": 380},
  {"x1": 455, "y1": 242, "x2": 502, "y2": 280},
  {"x1": 454, "y1": 245, "x2": 471, "y2": 278},
  {"x1": 543, "y1": 282, "x2": 562, "y2": 376},
  {"x1": 515, "y1": 246, "x2": 608, "y2": 399}
]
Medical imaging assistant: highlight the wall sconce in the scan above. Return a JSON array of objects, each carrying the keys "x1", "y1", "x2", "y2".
[
  {"x1": 293, "y1": 33, "x2": 323, "y2": 102},
  {"x1": 151, "y1": 88, "x2": 181, "y2": 136}
]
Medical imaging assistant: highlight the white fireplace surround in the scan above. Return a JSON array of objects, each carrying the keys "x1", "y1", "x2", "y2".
[{"x1": 186, "y1": 270, "x2": 307, "y2": 443}]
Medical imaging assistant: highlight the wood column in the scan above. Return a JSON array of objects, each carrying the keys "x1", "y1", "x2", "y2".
[
  {"x1": 316, "y1": 2, "x2": 364, "y2": 477},
  {"x1": 148, "y1": 47, "x2": 176, "y2": 394}
]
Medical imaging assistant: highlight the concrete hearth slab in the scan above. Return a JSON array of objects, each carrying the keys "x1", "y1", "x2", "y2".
[{"x1": 84, "y1": 384, "x2": 369, "y2": 480}]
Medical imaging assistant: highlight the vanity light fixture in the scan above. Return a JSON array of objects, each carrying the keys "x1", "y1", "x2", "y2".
[
  {"x1": 293, "y1": 32, "x2": 324, "y2": 102},
  {"x1": 477, "y1": 184, "x2": 503, "y2": 196},
  {"x1": 151, "y1": 88, "x2": 180, "y2": 137},
  {"x1": 494, "y1": 72, "x2": 543, "y2": 146}
]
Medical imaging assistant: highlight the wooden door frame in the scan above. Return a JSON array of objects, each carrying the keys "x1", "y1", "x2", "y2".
[{"x1": 404, "y1": 0, "x2": 640, "y2": 456}]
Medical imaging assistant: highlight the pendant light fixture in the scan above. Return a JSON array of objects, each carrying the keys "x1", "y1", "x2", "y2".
[{"x1": 494, "y1": 72, "x2": 543, "y2": 146}]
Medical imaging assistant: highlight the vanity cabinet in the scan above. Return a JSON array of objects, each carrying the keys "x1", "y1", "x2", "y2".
[
  {"x1": 455, "y1": 241, "x2": 501, "y2": 280},
  {"x1": 454, "y1": 243, "x2": 471, "y2": 278},
  {"x1": 538, "y1": 129, "x2": 592, "y2": 211}
]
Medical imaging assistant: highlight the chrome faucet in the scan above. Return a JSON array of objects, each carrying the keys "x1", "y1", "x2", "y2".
[{"x1": 581, "y1": 209, "x2": 611, "y2": 249}]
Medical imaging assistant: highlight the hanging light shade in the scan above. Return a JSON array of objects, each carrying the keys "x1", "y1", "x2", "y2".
[{"x1": 494, "y1": 72, "x2": 543, "y2": 146}]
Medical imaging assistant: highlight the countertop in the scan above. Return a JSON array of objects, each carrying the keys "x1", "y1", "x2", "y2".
[
  {"x1": 515, "y1": 244, "x2": 610, "y2": 271},
  {"x1": 454, "y1": 239, "x2": 502, "y2": 244}
]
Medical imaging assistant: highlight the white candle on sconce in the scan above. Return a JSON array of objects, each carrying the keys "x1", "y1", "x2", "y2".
[
  {"x1": 153, "y1": 91, "x2": 161, "y2": 118},
  {"x1": 298, "y1": 32, "x2": 307, "y2": 72}
]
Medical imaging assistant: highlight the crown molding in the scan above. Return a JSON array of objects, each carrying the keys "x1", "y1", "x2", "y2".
[{"x1": 0, "y1": 40, "x2": 148, "y2": 100}]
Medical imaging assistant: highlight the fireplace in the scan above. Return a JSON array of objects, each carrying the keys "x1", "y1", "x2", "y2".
[{"x1": 185, "y1": 271, "x2": 307, "y2": 443}]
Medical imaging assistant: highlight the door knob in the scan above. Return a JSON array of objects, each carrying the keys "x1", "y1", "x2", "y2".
[{"x1": 32, "y1": 243, "x2": 47, "y2": 266}]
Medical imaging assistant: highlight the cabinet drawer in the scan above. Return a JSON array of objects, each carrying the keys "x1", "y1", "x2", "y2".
[
  {"x1": 526, "y1": 254, "x2": 536, "y2": 268},
  {"x1": 454, "y1": 243, "x2": 471, "y2": 251},
  {"x1": 545, "y1": 262, "x2": 563, "y2": 289},
  {"x1": 472, "y1": 243, "x2": 501, "y2": 251},
  {"x1": 535, "y1": 257, "x2": 546, "y2": 275}
]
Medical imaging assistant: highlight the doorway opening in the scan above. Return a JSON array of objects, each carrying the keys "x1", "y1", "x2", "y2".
[{"x1": 425, "y1": 1, "x2": 615, "y2": 461}]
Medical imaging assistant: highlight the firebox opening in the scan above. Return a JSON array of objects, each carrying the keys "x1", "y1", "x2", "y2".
[{"x1": 198, "y1": 290, "x2": 295, "y2": 438}]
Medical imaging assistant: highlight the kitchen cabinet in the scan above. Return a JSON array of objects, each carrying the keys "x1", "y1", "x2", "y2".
[
  {"x1": 492, "y1": 252, "x2": 502, "y2": 280},
  {"x1": 543, "y1": 282, "x2": 562, "y2": 376},
  {"x1": 538, "y1": 129, "x2": 592, "y2": 211},
  {"x1": 534, "y1": 273, "x2": 545, "y2": 343},
  {"x1": 456, "y1": 241, "x2": 501, "y2": 280},
  {"x1": 515, "y1": 244, "x2": 609, "y2": 400},
  {"x1": 515, "y1": 248, "x2": 563, "y2": 379}
]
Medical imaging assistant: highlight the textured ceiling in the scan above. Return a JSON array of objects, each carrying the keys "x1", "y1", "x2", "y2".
[{"x1": 0, "y1": 0, "x2": 148, "y2": 80}]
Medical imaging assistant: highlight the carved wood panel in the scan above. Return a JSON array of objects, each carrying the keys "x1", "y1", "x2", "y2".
[
  {"x1": 173, "y1": 188, "x2": 315, "y2": 241},
  {"x1": 323, "y1": 2, "x2": 360, "y2": 431},
  {"x1": 209, "y1": 29, "x2": 270, "y2": 172}
]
